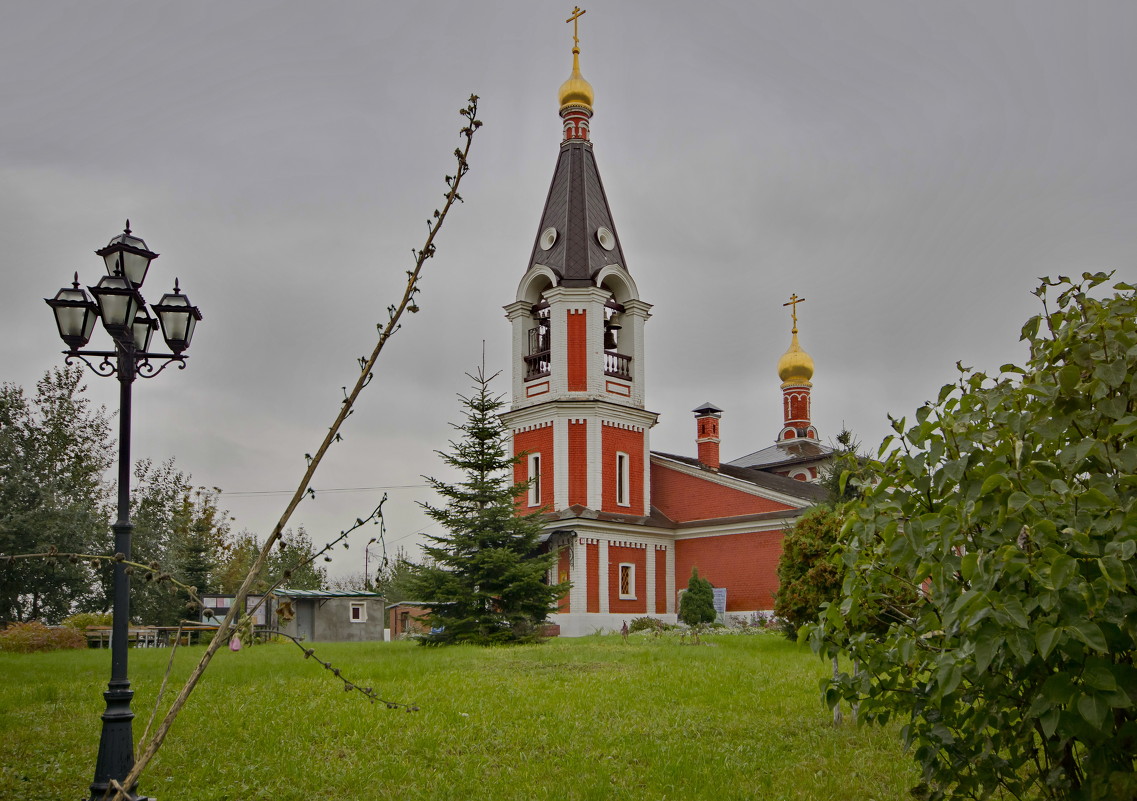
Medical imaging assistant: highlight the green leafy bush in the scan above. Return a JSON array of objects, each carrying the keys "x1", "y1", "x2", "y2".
[
  {"x1": 0, "y1": 621, "x2": 87, "y2": 652},
  {"x1": 627, "y1": 616, "x2": 674, "y2": 634},
  {"x1": 773, "y1": 506, "x2": 845, "y2": 640},
  {"x1": 812, "y1": 274, "x2": 1137, "y2": 801},
  {"x1": 61, "y1": 612, "x2": 112, "y2": 630}
]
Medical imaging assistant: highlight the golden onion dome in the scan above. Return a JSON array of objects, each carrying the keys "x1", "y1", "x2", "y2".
[
  {"x1": 559, "y1": 48, "x2": 594, "y2": 112},
  {"x1": 778, "y1": 331, "x2": 814, "y2": 384}
]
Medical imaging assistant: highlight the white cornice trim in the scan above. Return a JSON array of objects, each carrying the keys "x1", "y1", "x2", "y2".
[
  {"x1": 540, "y1": 514, "x2": 795, "y2": 542},
  {"x1": 673, "y1": 519, "x2": 793, "y2": 538},
  {"x1": 505, "y1": 400, "x2": 659, "y2": 430}
]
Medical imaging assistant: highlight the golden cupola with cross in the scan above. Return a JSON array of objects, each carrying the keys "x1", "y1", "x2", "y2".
[{"x1": 776, "y1": 294, "x2": 818, "y2": 443}]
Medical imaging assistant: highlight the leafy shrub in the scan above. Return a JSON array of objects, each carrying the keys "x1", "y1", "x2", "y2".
[
  {"x1": 627, "y1": 616, "x2": 674, "y2": 634},
  {"x1": 774, "y1": 507, "x2": 846, "y2": 639},
  {"x1": 0, "y1": 621, "x2": 87, "y2": 653},
  {"x1": 813, "y1": 274, "x2": 1137, "y2": 800},
  {"x1": 61, "y1": 612, "x2": 112, "y2": 630}
]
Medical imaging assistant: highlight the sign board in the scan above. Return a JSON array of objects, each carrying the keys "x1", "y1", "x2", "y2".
[{"x1": 713, "y1": 588, "x2": 727, "y2": 617}]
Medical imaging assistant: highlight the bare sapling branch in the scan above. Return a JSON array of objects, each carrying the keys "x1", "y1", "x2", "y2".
[
  {"x1": 113, "y1": 95, "x2": 482, "y2": 799},
  {"x1": 256, "y1": 628, "x2": 418, "y2": 710}
]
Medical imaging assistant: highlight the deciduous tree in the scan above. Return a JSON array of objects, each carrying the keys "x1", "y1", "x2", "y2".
[
  {"x1": 774, "y1": 506, "x2": 845, "y2": 640},
  {"x1": 130, "y1": 460, "x2": 230, "y2": 625},
  {"x1": 0, "y1": 367, "x2": 112, "y2": 623},
  {"x1": 812, "y1": 274, "x2": 1137, "y2": 800}
]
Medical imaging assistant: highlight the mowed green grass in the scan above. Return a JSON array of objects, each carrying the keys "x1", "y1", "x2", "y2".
[{"x1": 0, "y1": 634, "x2": 916, "y2": 800}]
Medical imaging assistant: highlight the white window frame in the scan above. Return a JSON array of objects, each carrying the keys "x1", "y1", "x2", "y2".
[
  {"x1": 349, "y1": 601, "x2": 367, "y2": 623},
  {"x1": 616, "y1": 451, "x2": 630, "y2": 507},
  {"x1": 618, "y1": 562, "x2": 636, "y2": 600},
  {"x1": 528, "y1": 453, "x2": 542, "y2": 506}
]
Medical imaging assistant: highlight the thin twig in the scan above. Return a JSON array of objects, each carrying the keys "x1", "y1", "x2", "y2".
[
  {"x1": 137, "y1": 622, "x2": 184, "y2": 747},
  {"x1": 258, "y1": 629, "x2": 418, "y2": 711},
  {"x1": 113, "y1": 95, "x2": 481, "y2": 800}
]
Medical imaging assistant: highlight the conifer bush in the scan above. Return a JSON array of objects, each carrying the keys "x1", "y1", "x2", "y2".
[
  {"x1": 678, "y1": 567, "x2": 716, "y2": 626},
  {"x1": 407, "y1": 369, "x2": 568, "y2": 645}
]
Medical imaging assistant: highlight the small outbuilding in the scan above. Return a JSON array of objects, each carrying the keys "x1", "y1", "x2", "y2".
[
  {"x1": 387, "y1": 602, "x2": 433, "y2": 639},
  {"x1": 272, "y1": 589, "x2": 385, "y2": 643},
  {"x1": 200, "y1": 594, "x2": 272, "y2": 627}
]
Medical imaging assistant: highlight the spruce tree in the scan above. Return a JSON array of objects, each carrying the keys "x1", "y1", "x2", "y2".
[
  {"x1": 678, "y1": 567, "x2": 716, "y2": 626},
  {"x1": 407, "y1": 368, "x2": 567, "y2": 645}
]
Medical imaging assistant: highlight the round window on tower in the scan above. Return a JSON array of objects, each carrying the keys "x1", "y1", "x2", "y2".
[
  {"x1": 540, "y1": 227, "x2": 558, "y2": 251},
  {"x1": 596, "y1": 227, "x2": 615, "y2": 251}
]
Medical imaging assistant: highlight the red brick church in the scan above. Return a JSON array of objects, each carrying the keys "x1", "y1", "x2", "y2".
[{"x1": 503, "y1": 11, "x2": 833, "y2": 636}]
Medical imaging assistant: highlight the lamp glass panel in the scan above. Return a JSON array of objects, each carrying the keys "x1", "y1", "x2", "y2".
[
  {"x1": 54, "y1": 289, "x2": 91, "y2": 338},
  {"x1": 181, "y1": 315, "x2": 197, "y2": 348},
  {"x1": 93, "y1": 276, "x2": 139, "y2": 328},
  {"x1": 102, "y1": 293, "x2": 137, "y2": 328},
  {"x1": 121, "y1": 251, "x2": 151, "y2": 286},
  {"x1": 155, "y1": 294, "x2": 189, "y2": 342},
  {"x1": 132, "y1": 316, "x2": 155, "y2": 352},
  {"x1": 103, "y1": 252, "x2": 122, "y2": 276}
]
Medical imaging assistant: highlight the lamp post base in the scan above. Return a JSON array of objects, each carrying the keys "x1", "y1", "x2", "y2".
[{"x1": 88, "y1": 681, "x2": 151, "y2": 801}]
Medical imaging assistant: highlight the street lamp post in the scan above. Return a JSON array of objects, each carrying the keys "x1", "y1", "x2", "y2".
[{"x1": 46, "y1": 222, "x2": 201, "y2": 801}]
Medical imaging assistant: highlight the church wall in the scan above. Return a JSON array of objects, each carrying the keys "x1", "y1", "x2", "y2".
[
  {"x1": 650, "y1": 464, "x2": 796, "y2": 522},
  {"x1": 586, "y1": 542, "x2": 600, "y2": 613},
  {"x1": 513, "y1": 424, "x2": 554, "y2": 510},
  {"x1": 607, "y1": 544, "x2": 646, "y2": 614},
  {"x1": 656, "y1": 547, "x2": 668, "y2": 614},
  {"x1": 675, "y1": 531, "x2": 786, "y2": 612},
  {"x1": 568, "y1": 420, "x2": 588, "y2": 506},
  {"x1": 601, "y1": 424, "x2": 644, "y2": 515},
  {"x1": 557, "y1": 548, "x2": 571, "y2": 612},
  {"x1": 566, "y1": 309, "x2": 588, "y2": 391}
]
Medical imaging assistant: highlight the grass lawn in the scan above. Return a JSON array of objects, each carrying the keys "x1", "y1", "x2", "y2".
[{"x1": 0, "y1": 633, "x2": 916, "y2": 800}]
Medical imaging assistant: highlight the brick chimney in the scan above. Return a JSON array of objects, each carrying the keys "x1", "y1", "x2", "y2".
[{"x1": 692, "y1": 402, "x2": 723, "y2": 470}]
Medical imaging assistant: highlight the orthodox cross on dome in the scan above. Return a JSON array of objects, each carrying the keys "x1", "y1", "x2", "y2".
[
  {"x1": 566, "y1": 6, "x2": 586, "y2": 51},
  {"x1": 783, "y1": 293, "x2": 806, "y2": 333}
]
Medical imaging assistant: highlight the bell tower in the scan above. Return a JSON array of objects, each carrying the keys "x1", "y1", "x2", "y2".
[{"x1": 502, "y1": 7, "x2": 657, "y2": 519}]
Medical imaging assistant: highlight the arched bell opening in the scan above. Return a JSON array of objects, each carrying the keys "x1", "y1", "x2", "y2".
[
  {"x1": 516, "y1": 266, "x2": 557, "y2": 305},
  {"x1": 525, "y1": 298, "x2": 552, "y2": 380},
  {"x1": 514, "y1": 268, "x2": 557, "y2": 382},
  {"x1": 600, "y1": 277, "x2": 632, "y2": 381}
]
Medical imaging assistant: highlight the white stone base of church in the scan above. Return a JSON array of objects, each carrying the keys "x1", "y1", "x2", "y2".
[{"x1": 549, "y1": 612, "x2": 679, "y2": 638}]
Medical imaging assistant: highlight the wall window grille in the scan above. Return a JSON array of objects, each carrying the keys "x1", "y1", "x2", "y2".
[
  {"x1": 528, "y1": 453, "x2": 542, "y2": 506},
  {"x1": 616, "y1": 452, "x2": 630, "y2": 506},
  {"x1": 618, "y1": 563, "x2": 635, "y2": 600}
]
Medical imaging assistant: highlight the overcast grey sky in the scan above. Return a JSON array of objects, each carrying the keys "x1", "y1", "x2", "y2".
[{"x1": 3, "y1": 2, "x2": 1135, "y2": 578}]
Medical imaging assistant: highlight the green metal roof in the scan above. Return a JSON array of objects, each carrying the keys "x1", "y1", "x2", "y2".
[{"x1": 271, "y1": 589, "x2": 383, "y2": 598}]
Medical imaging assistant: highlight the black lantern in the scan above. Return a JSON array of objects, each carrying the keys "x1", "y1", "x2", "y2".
[
  {"x1": 152, "y1": 279, "x2": 202, "y2": 354},
  {"x1": 45, "y1": 273, "x2": 100, "y2": 349},
  {"x1": 89, "y1": 273, "x2": 142, "y2": 339},
  {"x1": 131, "y1": 308, "x2": 157, "y2": 353},
  {"x1": 95, "y1": 220, "x2": 159, "y2": 288}
]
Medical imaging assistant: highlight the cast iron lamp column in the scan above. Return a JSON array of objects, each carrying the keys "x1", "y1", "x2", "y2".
[{"x1": 46, "y1": 222, "x2": 201, "y2": 801}]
